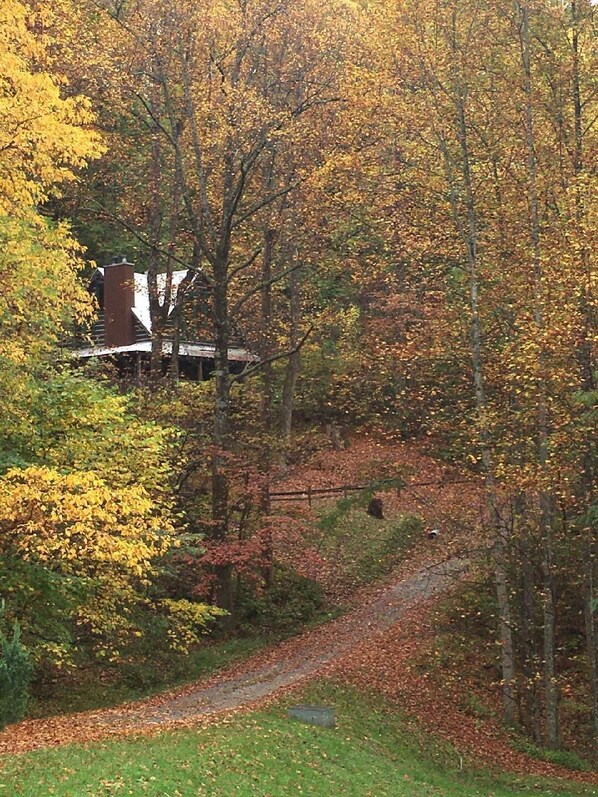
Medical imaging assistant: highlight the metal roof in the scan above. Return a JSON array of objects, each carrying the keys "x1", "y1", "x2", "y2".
[
  {"x1": 74, "y1": 340, "x2": 255, "y2": 362},
  {"x1": 96, "y1": 268, "x2": 194, "y2": 335},
  {"x1": 77, "y1": 268, "x2": 256, "y2": 363}
]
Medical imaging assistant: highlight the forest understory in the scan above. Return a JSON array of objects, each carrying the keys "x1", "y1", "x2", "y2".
[
  {"x1": 0, "y1": 0, "x2": 596, "y2": 786},
  {"x1": 1, "y1": 436, "x2": 596, "y2": 783}
]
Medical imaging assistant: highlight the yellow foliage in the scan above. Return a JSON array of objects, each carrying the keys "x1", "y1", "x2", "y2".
[
  {"x1": 0, "y1": 465, "x2": 170, "y2": 569},
  {"x1": 0, "y1": 466, "x2": 175, "y2": 663},
  {"x1": 162, "y1": 599, "x2": 227, "y2": 653},
  {"x1": 0, "y1": 215, "x2": 92, "y2": 366},
  {"x1": 0, "y1": 0, "x2": 103, "y2": 372},
  {"x1": 0, "y1": 0, "x2": 103, "y2": 214}
]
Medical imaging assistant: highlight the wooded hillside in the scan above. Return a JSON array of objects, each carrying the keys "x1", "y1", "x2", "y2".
[{"x1": 0, "y1": 0, "x2": 596, "y2": 760}]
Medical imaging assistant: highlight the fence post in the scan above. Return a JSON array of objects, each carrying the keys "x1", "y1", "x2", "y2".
[{"x1": 308, "y1": 485, "x2": 312, "y2": 508}]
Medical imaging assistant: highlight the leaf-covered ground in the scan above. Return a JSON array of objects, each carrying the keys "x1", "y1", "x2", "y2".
[
  {"x1": 0, "y1": 557, "x2": 462, "y2": 756},
  {"x1": 1, "y1": 557, "x2": 596, "y2": 785},
  {"x1": 1, "y1": 437, "x2": 595, "y2": 789},
  {"x1": 270, "y1": 434, "x2": 483, "y2": 601},
  {"x1": 2, "y1": 683, "x2": 593, "y2": 797}
]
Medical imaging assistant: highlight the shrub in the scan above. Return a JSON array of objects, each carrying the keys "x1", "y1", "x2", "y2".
[
  {"x1": 238, "y1": 567, "x2": 323, "y2": 633},
  {"x1": 0, "y1": 466, "x2": 177, "y2": 667},
  {"x1": 510, "y1": 735, "x2": 591, "y2": 772},
  {"x1": 0, "y1": 622, "x2": 33, "y2": 728}
]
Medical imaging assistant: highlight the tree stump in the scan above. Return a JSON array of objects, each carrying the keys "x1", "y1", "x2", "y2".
[{"x1": 367, "y1": 497, "x2": 384, "y2": 520}]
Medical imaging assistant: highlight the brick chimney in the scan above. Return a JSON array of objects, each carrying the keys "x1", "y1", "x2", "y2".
[{"x1": 103, "y1": 257, "x2": 135, "y2": 347}]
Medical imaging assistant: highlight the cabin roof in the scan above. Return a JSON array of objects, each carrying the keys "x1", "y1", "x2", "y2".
[
  {"x1": 95, "y1": 268, "x2": 198, "y2": 336},
  {"x1": 74, "y1": 340, "x2": 255, "y2": 362}
]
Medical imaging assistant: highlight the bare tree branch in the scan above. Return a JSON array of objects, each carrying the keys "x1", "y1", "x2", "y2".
[
  {"x1": 231, "y1": 324, "x2": 313, "y2": 383},
  {"x1": 231, "y1": 261, "x2": 304, "y2": 316}
]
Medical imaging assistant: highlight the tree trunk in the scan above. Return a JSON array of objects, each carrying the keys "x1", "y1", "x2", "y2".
[
  {"x1": 168, "y1": 314, "x2": 181, "y2": 382},
  {"x1": 493, "y1": 518, "x2": 517, "y2": 727},
  {"x1": 148, "y1": 135, "x2": 165, "y2": 380},
  {"x1": 518, "y1": 0, "x2": 559, "y2": 747},
  {"x1": 577, "y1": 177, "x2": 598, "y2": 755},
  {"x1": 519, "y1": 512, "x2": 543, "y2": 743},
  {"x1": 260, "y1": 228, "x2": 276, "y2": 437},
  {"x1": 459, "y1": 128, "x2": 517, "y2": 724},
  {"x1": 439, "y1": 14, "x2": 517, "y2": 724},
  {"x1": 584, "y1": 529, "x2": 598, "y2": 749},
  {"x1": 211, "y1": 255, "x2": 233, "y2": 613},
  {"x1": 279, "y1": 257, "x2": 301, "y2": 462},
  {"x1": 571, "y1": 0, "x2": 598, "y2": 751},
  {"x1": 260, "y1": 227, "x2": 276, "y2": 587}
]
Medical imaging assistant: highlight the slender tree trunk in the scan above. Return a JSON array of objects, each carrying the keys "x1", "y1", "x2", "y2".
[
  {"x1": 445, "y1": 124, "x2": 517, "y2": 725},
  {"x1": 260, "y1": 227, "x2": 276, "y2": 438},
  {"x1": 149, "y1": 315, "x2": 164, "y2": 378},
  {"x1": 279, "y1": 252, "x2": 301, "y2": 462},
  {"x1": 260, "y1": 227, "x2": 276, "y2": 587},
  {"x1": 492, "y1": 510, "x2": 517, "y2": 727},
  {"x1": 571, "y1": 0, "x2": 598, "y2": 751},
  {"x1": 584, "y1": 530, "x2": 598, "y2": 749},
  {"x1": 519, "y1": 509, "x2": 543, "y2": 743},
  {"x1": 438, "y1": 14, "x2": 517, "y2": 724},
  {"x1": 168, "y1": 315, "x2": 181, "y2": 382},
  {"x1": 147, "y1": 133, "x2": 180, "y2": 382},
  {"x1": 518, "y1": 0, "x2": 559, "y2": 747},
  {"x1": 148, "y1": 135, "x2": 165, "y2": 380},
  {"x1": 211, "y1": 254, "x2": 233, "y2": 612}
]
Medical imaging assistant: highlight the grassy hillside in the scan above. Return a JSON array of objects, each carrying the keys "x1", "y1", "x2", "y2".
[{"x1": 3, "y1": 682, "x2": 592, "y2": 797}]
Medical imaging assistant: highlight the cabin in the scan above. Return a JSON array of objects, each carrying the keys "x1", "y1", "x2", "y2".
[{"x1": 71, "y1": 257, "x2": 255, "y2": 380}]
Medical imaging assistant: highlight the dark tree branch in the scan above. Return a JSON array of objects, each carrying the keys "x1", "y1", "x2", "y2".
[
  {"x1": 232, "y1": 180, "x2": 302, "y2": 229},
  {"x1": 84, "y1": 203, "x2": 212, "y2": 286},
  {"x1": 231, "y1": 261, "x2": 303, "y2": 316},
  {"x1": 230, "y1": 324, "x2": 313, "y2": 383},
  {"x1": 227, "y1": 247, "x2": 263, "y2": 283}
]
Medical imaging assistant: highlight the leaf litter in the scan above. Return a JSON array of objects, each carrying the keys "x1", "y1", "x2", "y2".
[{"x1": 0, "y1": 436, "x2": 594, "y2": 786}]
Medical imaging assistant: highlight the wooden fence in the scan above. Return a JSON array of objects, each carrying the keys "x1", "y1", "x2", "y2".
[{"x1": 268, "y1": 478, "x2": 472, "y2": 507}]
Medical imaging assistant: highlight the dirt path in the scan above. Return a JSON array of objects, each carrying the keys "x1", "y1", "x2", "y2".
[
  {"x1": 0, "y1": 556, "x2": 464, "y2": 756},
  {"x1": 2, "y1": 438, "x2": 594, "y2": 784},
  {"x1": 1, "y1": 554, "x2": 595, "y2": 787}
]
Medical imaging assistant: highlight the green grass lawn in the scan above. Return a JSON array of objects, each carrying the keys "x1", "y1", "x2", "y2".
[
  {"x1": 3, "y1": 682, "x2": 594, "y2": 797},
  {"x1": 315, "y1": 502, "x2": 423, "y2": 586}
]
